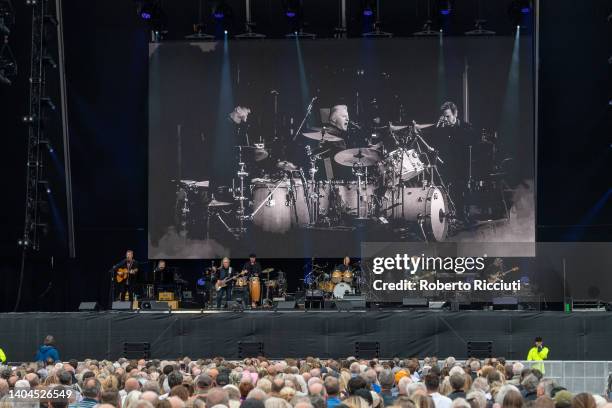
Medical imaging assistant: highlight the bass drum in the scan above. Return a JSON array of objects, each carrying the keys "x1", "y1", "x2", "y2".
[
  {"x1": 249, "y1": 277, "x2": 261, "y2": 302},
  {"x1": 333, "y1": 282, "x2": 353, "y2": 299},
  {"x1": 251, "y1": 179, "x2": 309, "y2": 233},
  {"x1": 384, "y1": 186, "x2": 449, "y2": 242}
]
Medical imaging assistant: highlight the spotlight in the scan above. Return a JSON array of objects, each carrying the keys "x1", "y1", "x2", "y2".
[
  {"x1": 212, "y1": 1, "x2": 232, "y2": 20},
  {"x1": 508, "y1": 0, "x2": 531, "y2": 26},
  {"x1": 284, "y1": 0, "x2": 300, "y2": 19},
  {"x1": 137, "y1": 0, "x2": 155, "y2": 20},
  {"x1": 224, "y1": 29, "x2": 228, "y2": 35},
  {"x1": 362, "y1": 0, "x2": 375, "y2": 17},
  {"x1": 439, "y1": 0, "x2": 452, "y2": 15}
]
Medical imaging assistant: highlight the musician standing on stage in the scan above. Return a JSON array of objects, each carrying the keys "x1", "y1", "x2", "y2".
[
  {"x1": 116, "y1": 250, "x2": 139, "y2": 302},
  {"x1": 431, "y1": 101, "x2": 475, "y2": 220},
  {"x1": 197, "y1": 267, "x2": 214, "y2": 308},
  {"x1": 215, "y1": 257, "x2": 234, "y2": 309},
  {"x1": 242, "y1": 253, "x2": 262, "y2": 308}
]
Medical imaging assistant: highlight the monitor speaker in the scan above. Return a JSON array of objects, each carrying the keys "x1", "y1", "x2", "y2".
[
  {"x1": 78, "y1": 302, "x2": 99, "y2": 311},
  {"x1": 275, "y1": 300, "x2": 296, "y2": 310},
  {"x1": 112, "y1": 301, "x2": 132, "y2": 311}
]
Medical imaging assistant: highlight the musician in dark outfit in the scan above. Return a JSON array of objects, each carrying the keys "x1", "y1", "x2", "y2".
[
  {"x1": 115, "y1": 250, "x2": 139, "y2": 302},
  {"x1": 241, "y1": 253, "x2": 262, "y2": 308},
  {"x1": 430, "y1": 101, "x2": 476, "y2": 221},
  {"x1": 215, "y1": 257, "x2": 234, "y2": 308},
  {"x1": 335, "y1": 256, "x2": 352, "y2": 272},
  {"x1": 196, "y1": 267, "x2": 213, "y2": 308}
]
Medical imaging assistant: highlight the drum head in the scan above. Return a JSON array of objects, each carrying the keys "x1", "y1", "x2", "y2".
[
  {"x1": 425, "y1": 187, "x2": 449, "y2": 242},
  {"x1": 333, "y1": 282, "x2": 352, "y2": 299}
]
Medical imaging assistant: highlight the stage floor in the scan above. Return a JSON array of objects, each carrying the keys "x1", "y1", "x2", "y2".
[{"x1": 2, "y1": 310, "x2": 611, "y2": 362}]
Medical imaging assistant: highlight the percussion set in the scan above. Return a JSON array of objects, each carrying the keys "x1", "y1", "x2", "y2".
[
  {"x1": 304, "y1": 262, "x2": 364, "y2": 299},
  {"x1": 234, "y1": 267, "x2": 287, "y2": 305},
  {"x1": 171, "y1": 98, "x2": 512, "y2": 244}
]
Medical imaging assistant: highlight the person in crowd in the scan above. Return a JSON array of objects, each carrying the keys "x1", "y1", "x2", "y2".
[{"x1": 35, "y1": 335, "x2": 60, "y2": 363}]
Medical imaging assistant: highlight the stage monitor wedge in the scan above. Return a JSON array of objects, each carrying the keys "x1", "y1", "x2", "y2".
[
  {"x1": 112, "y1": 301, "x2": 132, "y2": 311},
  {"x1": 78, "y1": 302, "x2": 99, "y2": 311}
]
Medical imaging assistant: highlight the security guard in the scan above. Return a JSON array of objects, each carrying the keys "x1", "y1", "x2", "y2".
[{"x1": 526, "y1": 336, "x2": 549, "y2": 374}]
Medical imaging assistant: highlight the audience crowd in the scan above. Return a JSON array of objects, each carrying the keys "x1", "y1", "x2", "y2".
[{"x1": 0, "y1": 354, "x2": 608, "y2": 408}]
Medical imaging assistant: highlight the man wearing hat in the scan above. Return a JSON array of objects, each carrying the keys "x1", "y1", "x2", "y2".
[
  {"x1": 242, "y1": 253, "x2": 262, "y2": 308},
  {"x1": 527, "y1": 336, "x2": 550, "y2": 374}
]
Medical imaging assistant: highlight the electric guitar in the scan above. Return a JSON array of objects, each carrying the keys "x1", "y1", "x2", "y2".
[
  {"x1": 215, "y1": 270, "x2": 248, "y2": 291},
  {"x1": 487, "y1": 266, "x2": 519, "y2": 283},
  {"x1": 116, "y1": 265, "x2": 138, "y2": 283}
]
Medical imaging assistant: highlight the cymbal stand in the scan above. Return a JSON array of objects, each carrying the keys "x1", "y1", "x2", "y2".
[
  {"x1": 292, "y1": 96, "x2": 318, "y2": 141},
  {"x1": 352, "y1": 162, "x2": 367, "y2": 219},
  {"x1": 234, "y1": 147, "x2": 249, "y2": 236}
]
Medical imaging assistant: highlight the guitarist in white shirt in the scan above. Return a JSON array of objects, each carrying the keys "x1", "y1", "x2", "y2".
[{"x1": 215, "y1": 257, "x2": 234, "y2": 308}]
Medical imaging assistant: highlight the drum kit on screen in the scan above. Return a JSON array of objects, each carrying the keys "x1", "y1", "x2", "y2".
[{"x1": 173, "y1": 103, "x2": 462, "y2": 243}]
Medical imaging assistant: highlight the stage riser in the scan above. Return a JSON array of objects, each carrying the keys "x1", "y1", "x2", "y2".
[{"x1": 2, "y1": 311, "x2": 612, "y2": 361}]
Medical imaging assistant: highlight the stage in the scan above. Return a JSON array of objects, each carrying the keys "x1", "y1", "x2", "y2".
[{"x1": 2, "y1": 310, "x2": 612, "y2": 362}]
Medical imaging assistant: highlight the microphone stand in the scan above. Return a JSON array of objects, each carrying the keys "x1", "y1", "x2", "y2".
[{"x1": 293, "y1": 96, "x2": 318, "y2": 141}]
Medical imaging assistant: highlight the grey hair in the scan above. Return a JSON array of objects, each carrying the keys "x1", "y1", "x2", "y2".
[
  {"x1": 495, "y1": 384, "x2": 520, "y2": 405},
  {"x1": 406, "y1": 382, "x2": 427, "y2": 398}
]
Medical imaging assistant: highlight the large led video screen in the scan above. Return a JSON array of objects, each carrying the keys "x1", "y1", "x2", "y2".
[{"x1": 149, "y1": 37, "x2": 534, "y2": 258}]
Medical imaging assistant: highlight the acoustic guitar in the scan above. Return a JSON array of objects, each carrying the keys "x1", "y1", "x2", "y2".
[{"x1": 116, "y1": 266, "x2": 138, "y2": 283}]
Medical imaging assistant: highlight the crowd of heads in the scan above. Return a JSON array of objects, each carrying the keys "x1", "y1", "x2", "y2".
[{"x1": 0, "y1": 355, "x2": 608, "y2": 408}]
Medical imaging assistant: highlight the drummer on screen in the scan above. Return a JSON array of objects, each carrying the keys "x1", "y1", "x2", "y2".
[{"x1": 242, "y1": 253, "x2": 262, "y2": 308}]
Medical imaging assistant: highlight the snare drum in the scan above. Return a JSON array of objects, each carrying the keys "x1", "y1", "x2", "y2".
[{"x1": 235, "y1": 276, "x2": 249, "y2": 287}]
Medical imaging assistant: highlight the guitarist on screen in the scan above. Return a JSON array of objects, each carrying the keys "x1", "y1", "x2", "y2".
[
  {"x1": 215, "y1": 257, "x2": 234, "y2": 309},
  {"x1": 115, "y1": 250, "x2": 139, "y2": 302}
]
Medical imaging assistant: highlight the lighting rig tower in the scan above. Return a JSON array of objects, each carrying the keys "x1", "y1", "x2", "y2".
[{"x1": 0, "y1": 0, "x2": 16, "y2": 85}]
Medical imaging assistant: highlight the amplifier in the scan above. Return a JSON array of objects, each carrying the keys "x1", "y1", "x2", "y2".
[{"x1": 158, "y1": 292, "x2": 175, "y2": 301}]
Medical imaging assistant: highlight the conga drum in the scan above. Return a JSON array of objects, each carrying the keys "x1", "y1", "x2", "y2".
[{"x1": 249, "y1": 277, "x2": 261, "y2": 302}]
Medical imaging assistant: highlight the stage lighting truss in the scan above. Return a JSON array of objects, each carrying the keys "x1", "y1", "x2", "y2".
[{"x1": 0, "y1": 0, "x2": 15, "y2": 85}]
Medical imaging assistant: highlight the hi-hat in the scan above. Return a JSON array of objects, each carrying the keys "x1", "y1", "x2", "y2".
[
  {"x1": 237, "y1": 145, "x2": 269, "y2": 162},
  {"x1": 334, "y1": 148, "x2": 381, "y2": 167},
  {"x1": 302, "y1": 127, "x2": 344, "y2": 142},
  {"x1": 277, "y1": 160, "x2": 298, "y2": 171}
]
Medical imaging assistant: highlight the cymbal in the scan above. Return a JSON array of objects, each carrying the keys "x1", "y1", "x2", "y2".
[
  {"x1": 174, "y1": 180, "x2": 210, "y2": 188},
  {"x1": 277, "y1": 160, "x2": 298, "y2": 171},
  {"x1": 208, "y1": 199, "x2": 232, "y2": 207},
  {"x1": 262, "y1": 268, "x2": 274, "y2": 274},
  {"x1": 389, "y1": 124, "x2": 410, "y2": 132},
  {"x1": 302, "y1": 127, "x2": 344, "y2": 142},
  {"x1": 237, "y1": 145, "x2": 269, "y2": 162},
  {"x1": 334, "y1": 148, "x2": 381, "y2": 167},
  {"x1": 414, "y1": 123, "x2": 434, "y2": 130}
]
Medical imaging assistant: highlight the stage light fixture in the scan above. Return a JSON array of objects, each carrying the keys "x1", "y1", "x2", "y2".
[
  {"x1": 508, "y1": 0, "x2": 531, "y2": 26},
  {"x1": 212, "y1": 1, "x2": 232, "y2": 20},
  {"x1": 284, "y1": 0, "x2": 300, "y2": 19},
  {"x1": 438, "y1": 0, "x2": 452, "y2": 16},
  {"x1": 362, "y1": 0, "x2": 375, "y2": 17}
]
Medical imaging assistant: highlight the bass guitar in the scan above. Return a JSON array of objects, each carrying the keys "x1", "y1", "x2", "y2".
[
  {"x1": 215, "y1": 270, "x2": 248, "y2": 291},
  {"x1": 487, "y1": 266, "x2": 519, "y2": 283}
]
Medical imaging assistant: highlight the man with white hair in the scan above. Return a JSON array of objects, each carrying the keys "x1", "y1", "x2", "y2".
[
  {"x1": 406, "y1": 382, "x2": 427, "y2": 399},
  {"x1": 466, "y1": 391, "x2": 487, "y2": 408},
  {"x1": 397, "y1": 376, "x2": 413, "y2": 397},
  {"x1": 349, "y1": 362, "x2": 361, "y2": 377},
  {"x1": 508, "y1": 362, "x2": 524, "y2": 386}
]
